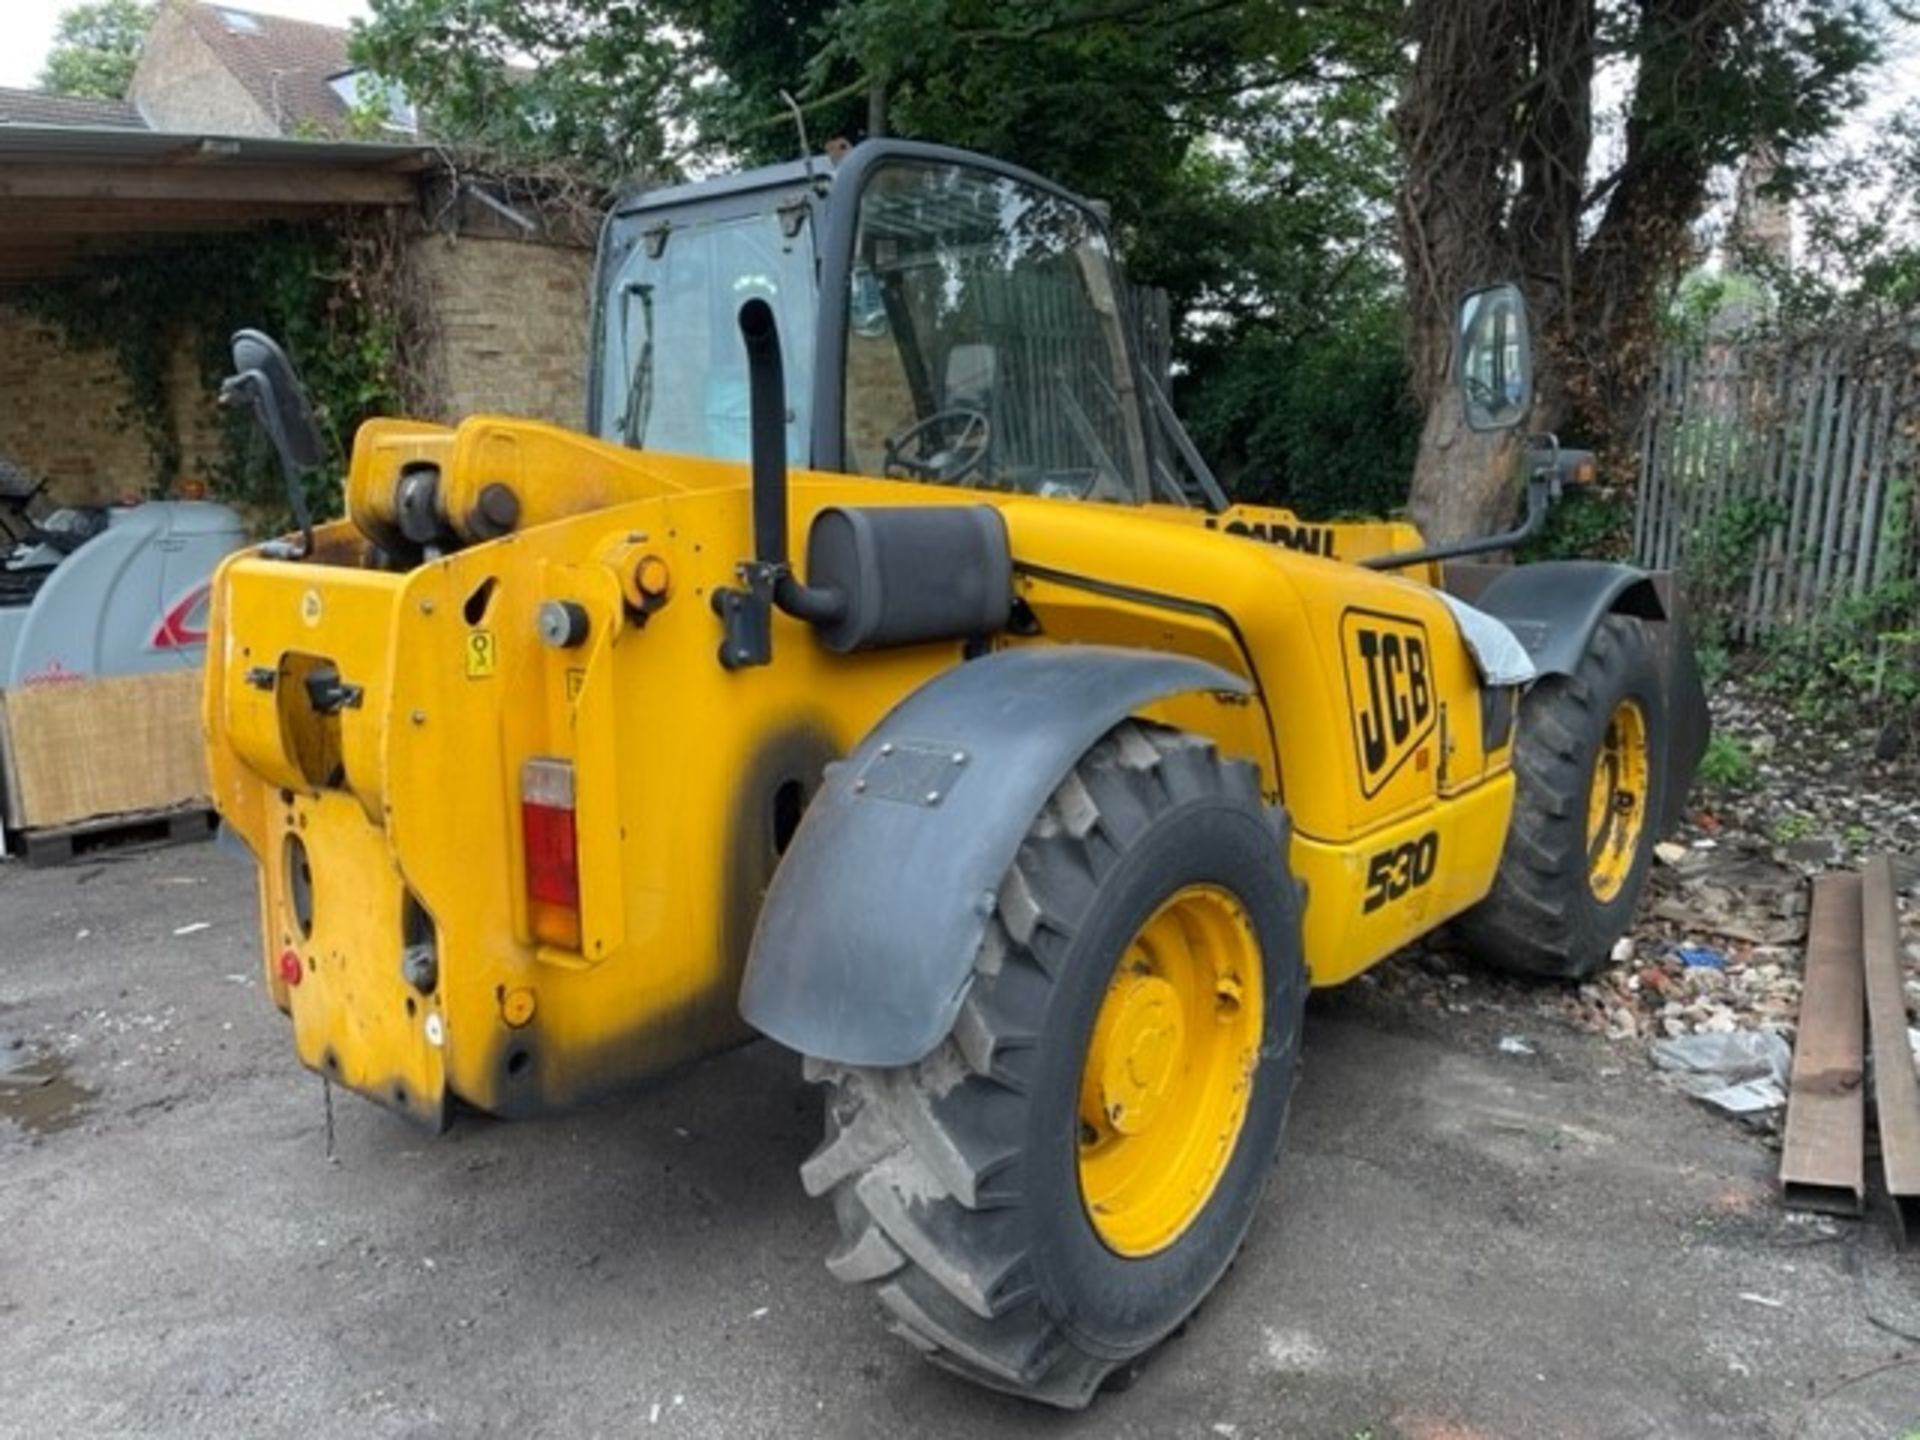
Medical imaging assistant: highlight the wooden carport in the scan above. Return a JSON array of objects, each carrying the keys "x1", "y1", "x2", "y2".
[{"x1": 0, "y1": 124, "x2": 431, "y2": 286}]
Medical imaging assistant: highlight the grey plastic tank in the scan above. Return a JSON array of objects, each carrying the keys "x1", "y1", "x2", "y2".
[{"x1": 1, "y1": 500, "x2": 246, "y2": 688}]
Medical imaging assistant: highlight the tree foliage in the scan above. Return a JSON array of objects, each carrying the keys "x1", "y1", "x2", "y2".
[
  {"x1": 351, "y1": 1, "x2": 688, "y2": 178},
  {"x1": 1723, "y1": 100, "x2": 1920, "y2": 328},
  {"x1": 39, "y1": 0, "x2": 153, "y2": 99},
  {"x1": 355, "y1": 0, "x2": 1412, "y2": 511},
  {"x1": 355, "y1": 0, "x2": 1895, "y2": 532}
]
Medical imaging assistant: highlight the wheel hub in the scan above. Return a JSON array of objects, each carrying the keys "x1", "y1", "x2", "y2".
[
  {"x1": 1077, "y1": 885, "x2": 1264, "y2": 1257},
  {"x1": 1091, "y1": 974, "x2": 1184, "y2": 1134},
  {"x1": 1586, "y1": 696, "x2": 1651, "y2": 903}
]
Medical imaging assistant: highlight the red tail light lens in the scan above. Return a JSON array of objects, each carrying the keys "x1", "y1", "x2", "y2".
[{"x1": 521, "y1": 758, "x2": 581, "y2": 949}]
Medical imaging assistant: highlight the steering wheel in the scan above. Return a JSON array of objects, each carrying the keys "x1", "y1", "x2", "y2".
[{"x1": 882, "y1": 407, "x2": 990, "y2": 485}]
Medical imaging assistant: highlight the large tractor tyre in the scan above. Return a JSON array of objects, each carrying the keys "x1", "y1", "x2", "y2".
[
  {"x1": 1460, "y1": 614, "x2": 1668, "y2": 980},
  {"x1": 802, "y1": 721, "x2": 1305, "y2": 1408}
]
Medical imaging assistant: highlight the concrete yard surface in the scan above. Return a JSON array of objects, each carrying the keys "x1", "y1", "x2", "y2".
[{"x1": 2, "y1": 842, "x2": 1917, "y2": 1439}]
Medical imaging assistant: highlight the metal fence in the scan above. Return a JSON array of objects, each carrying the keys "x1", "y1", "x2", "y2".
[
  {"x1": 1126, "y1": 284, "x2": 1173, "y2": 395},
  {"x1": 1633, "y1": 336, "x2": 1920, "y2": 640}
]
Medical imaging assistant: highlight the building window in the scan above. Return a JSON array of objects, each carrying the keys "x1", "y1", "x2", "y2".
[{"x1": 326, "y1": 70, "x2": 419, "y2": 134}]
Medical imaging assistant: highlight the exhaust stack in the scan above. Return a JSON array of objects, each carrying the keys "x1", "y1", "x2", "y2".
[{"x1": 712, "y1": 298, "x2": 843, "y2": 669}]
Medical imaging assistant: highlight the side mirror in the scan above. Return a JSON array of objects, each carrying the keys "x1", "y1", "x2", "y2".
[
  {"x1": 1456, "y1": 284, "x2": 1533, "y2": 432},
  {"x1": 221, "y1": 329, "x2": 327, "y2": 555},
  {"x1": 224, "y1": 329, "x2": 326, "y2": 470}
]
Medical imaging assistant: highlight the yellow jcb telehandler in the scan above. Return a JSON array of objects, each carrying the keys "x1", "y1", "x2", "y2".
[{"x1": 205, "y1": 141, "x2": 1708, "y2": 1406}]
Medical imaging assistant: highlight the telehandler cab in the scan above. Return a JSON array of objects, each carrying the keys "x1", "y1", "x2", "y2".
[{"x1": 205, "y1": 140, "x2": 1708, "y2": 1406}]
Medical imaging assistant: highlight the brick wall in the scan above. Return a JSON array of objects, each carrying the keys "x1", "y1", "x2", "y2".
[
  {"x1": 168, "y1": 339, "x2": 229, "y2": 492},
  {"x1": 0, "y1": 306, "x2": 228, "y2": 505},
  {"x1": 406, "y1": 232, "x2": 595, "y2": 430},
  {"x1": 0, "y1": 227, "x2": 596, "y2": 507}
]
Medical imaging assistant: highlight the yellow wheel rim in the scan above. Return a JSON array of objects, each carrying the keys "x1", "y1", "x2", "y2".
[
  {"x1": 1077, "y1": 884, "x2": 1264, "y2": 1257},
  {"x1": 1586, "y1": 697, "x2": 1650, "y2": 903}
]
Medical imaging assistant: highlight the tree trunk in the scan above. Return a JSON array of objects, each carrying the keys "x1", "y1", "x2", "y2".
[
  {"x1": 1394, "y1": 0, "x2": 1529, "y2": 543},
  {"x1": 1395, "y1": 0, "x2": 1756, "y2": 545},
  {"x1": 1407, "y1": 388, "x2": 1524, "y2": 544}
]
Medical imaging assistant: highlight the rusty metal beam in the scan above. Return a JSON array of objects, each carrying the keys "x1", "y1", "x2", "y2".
[
  {"x1": 1863, "y1": 854, "x2": 1920, "y2": 1244},
  {"x1": 1780, "y1": 872, "x2": 1865, "y2": 1215}
]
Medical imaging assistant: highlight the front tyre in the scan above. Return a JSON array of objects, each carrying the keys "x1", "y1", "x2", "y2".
[
  {"x1": 1460, "y1": 614, "x2": 1668, "y2": 978},
  {"x1": 801, "y1": 722, "x2": 1305, "y2": 1408}
]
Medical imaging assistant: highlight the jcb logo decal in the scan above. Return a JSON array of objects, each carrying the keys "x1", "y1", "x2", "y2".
[
  {"x1": 1342, "y1": 609, "x2": 1434, "y2": 795},
  {"x1": 1204, "y1": 516, "x2": 1336, "y2": 558}
]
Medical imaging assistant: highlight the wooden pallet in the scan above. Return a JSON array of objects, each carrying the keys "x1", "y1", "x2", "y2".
[{"x1": 9, "y1": 805, "x2": 216, "y2": 868}]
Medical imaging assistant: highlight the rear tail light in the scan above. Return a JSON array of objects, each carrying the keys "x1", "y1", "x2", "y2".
[{"x1": 521, "y1": 757, "x2": 581, "y2": 950}]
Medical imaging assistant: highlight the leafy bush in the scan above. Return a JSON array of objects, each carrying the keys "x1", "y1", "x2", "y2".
[
  {"x1": 1756, "y1": 577, "x2": 1920, "y2": 734},
  {"x1": 1177, "y1": 303, "x2": 1420, "y2": 520},
  {"x1": 1696, "y1": 735, "x2": 1757, "y2": 790},
  {"x1": 1519, "y1": 486, "x2": 1631, "y2": 562}
]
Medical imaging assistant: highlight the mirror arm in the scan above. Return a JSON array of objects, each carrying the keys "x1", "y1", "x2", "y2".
[
  {"x1": 220, "y1": 368, "x2": 315, "y2": 560},
  {"x1": 1360, "y1": 435, "x2": 1557, "y2": 573},
  {"x1": 267, "y1": 406, "x2": 316, "y2": 560}
]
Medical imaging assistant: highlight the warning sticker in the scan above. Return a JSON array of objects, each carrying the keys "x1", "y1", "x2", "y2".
[{"x1": 465, "y1": 629, "x2": 497, "y2": 678}]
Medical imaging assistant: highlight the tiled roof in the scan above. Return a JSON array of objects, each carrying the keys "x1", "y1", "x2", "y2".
[
  {"x1": 179, "y1": 2, "x2": 358, "y2": 135},
  {"x1": 0, "y1": 87, "x2": 147, "y2": 130}
]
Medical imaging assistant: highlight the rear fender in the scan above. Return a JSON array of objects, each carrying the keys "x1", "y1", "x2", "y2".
[
  {"x1": 738, "y1": 646, "x2": 1252, "y2": 1067},
  {"x1": 1473, "y1": 560, "x2": 1709, "y2": 834}
]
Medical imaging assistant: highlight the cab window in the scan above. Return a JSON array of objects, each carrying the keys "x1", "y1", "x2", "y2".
[{"x1": 841, "y1": 161, "x2": 1151, "y2": 502}]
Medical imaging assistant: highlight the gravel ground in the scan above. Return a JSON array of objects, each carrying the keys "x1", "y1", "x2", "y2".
[
  {"x1": 1372, "y1": 677, "x2": 1920, "y2": 1099},
  {"x1": 4, "y1": 812, "x2": 1920, "y2": 1438}
]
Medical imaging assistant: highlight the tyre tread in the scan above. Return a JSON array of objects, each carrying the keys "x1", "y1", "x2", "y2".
[
  {"x1": 1459, "y1": 614, "x2": 1665, "y2": 978},
  {"x1": 804, "y1": 721, "x2": 1271, "y2": 1407}
]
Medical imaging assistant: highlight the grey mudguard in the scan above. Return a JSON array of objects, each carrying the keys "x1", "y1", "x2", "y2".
[
  {"x1": 1471, "y1": 559, "x2": 1665, "y2": 677},
  {"x1": 1474, "y1": 559, "x2": 1709, "y2": 835},
  {"x1": 738, "y1": 645, "x2": 1253, "y2": 1067}
]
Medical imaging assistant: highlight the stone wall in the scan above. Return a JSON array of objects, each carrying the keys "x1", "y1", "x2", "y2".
[{"x1": 406, "y1": 231, "x2": 596, "y2": 430}]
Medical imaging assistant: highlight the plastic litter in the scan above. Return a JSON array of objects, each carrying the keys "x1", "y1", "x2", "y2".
[
  {"x1": 1675, "y1": 944, "x2": 1726, "y2": 969},
  {"x1": 1497, "y1": 1035, "x2": 1536, "y2": 1056},
  {"x1": 1650, "y1": 1029, "x2": 1792, "y2": 1117}
]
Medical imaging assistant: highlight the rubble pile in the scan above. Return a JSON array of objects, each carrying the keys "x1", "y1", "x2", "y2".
[
  {"x1": 1369, "y1": 674, "x2": 1920, "y2": 1060},
  {"x1": 1564, "y1": 836, "x2": 1808, "y2": 1041}
]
